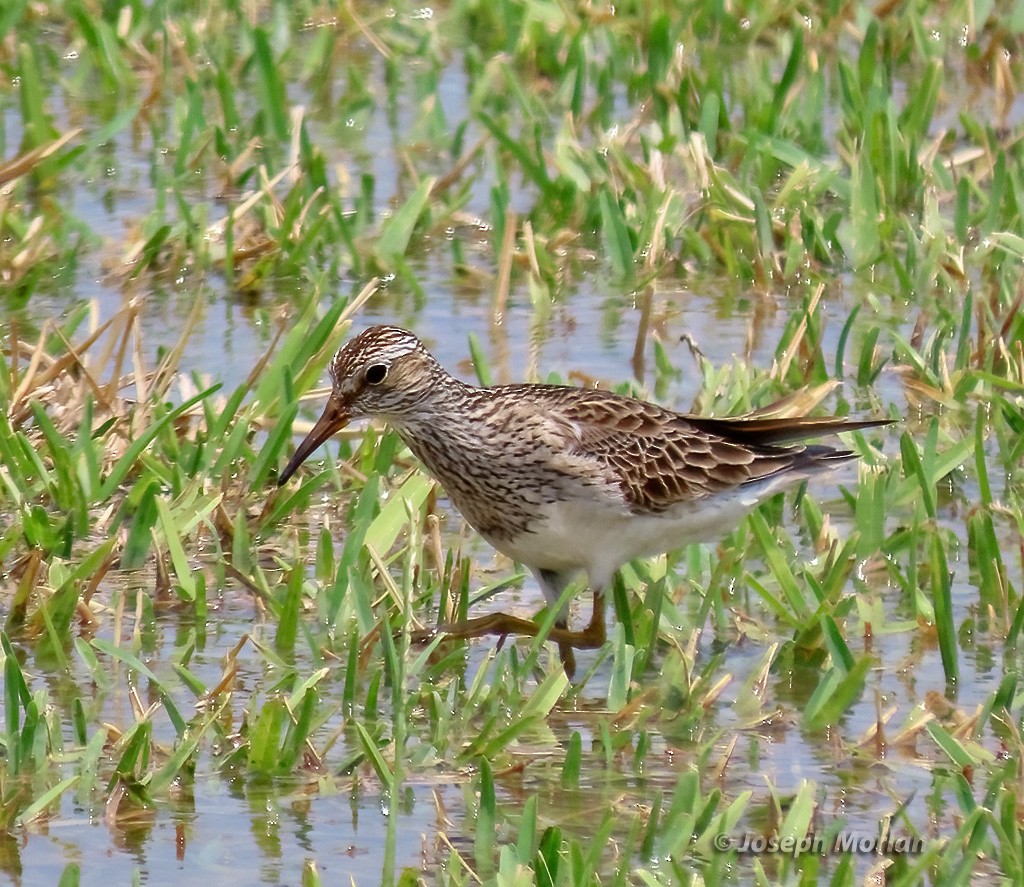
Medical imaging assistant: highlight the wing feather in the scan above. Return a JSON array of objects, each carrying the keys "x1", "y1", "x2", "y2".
[{"x1": 498, "y1": 386, "x2": 885, "y2": 514}]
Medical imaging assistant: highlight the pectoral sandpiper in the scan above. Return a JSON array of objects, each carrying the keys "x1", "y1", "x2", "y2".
[{"x1": 278, "y1": 325, "x2": 888, "y2": 675}]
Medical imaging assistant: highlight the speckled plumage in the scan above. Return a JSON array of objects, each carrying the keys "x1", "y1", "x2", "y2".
[{"x1": 279, "y1": 325, "x2": 888, "y2": 674}]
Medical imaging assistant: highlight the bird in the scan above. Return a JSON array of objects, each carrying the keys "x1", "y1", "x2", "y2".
[{"x1": 277, "y1": 324, "x2": 888, "y2": 676}]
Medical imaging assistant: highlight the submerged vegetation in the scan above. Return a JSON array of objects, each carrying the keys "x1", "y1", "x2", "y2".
[{"x1": 1, "y1": 0, "x2": 1024, "y2": 883}]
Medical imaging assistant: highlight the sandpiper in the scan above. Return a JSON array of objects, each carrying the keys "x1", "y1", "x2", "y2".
[{"x1": 278, "y1": 325, "x2": 887, "y2": 675}]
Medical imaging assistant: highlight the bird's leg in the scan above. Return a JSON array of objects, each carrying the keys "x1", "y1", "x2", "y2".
[
  {"x1": 581, "y1": 589, "x2": 606, "y2": 644},
  {"x1": 410, "y1": 593, "x2": 607, "y2": 647},
  {"x1": 553, "y1": 590, "x2": 607, "y2": 676},
  {"x1": 554, "y1": 620, "x2": 576, "y2": 678},
  {"x1": 409, "y1": 588, "x2": 607, "y2": 677},
  {"x1": 409, "y1": 611, "x2": 558, "y2": 643}
]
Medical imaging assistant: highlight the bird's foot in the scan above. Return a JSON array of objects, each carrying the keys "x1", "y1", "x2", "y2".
[{"x1": 405, "y1": 610, "x2": 606, "y2": 678}]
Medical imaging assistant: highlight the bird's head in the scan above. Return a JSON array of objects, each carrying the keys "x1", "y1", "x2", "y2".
[{"x1": 277, "y1": 325, "x2": 440, "y2": 485}]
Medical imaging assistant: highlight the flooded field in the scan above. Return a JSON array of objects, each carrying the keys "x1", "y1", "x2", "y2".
[{"x1": 2, "y1": 2, "x2": 1024, "y2": 885}]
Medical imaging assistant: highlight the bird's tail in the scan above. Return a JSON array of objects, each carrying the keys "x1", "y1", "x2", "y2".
[{"x1": 685, "y1": 415, "x2": 891, "y2": 447}]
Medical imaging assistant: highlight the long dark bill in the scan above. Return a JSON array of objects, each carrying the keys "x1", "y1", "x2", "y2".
[{"x1": 277, "y1": 396, "x2": 351, "y2": 486}]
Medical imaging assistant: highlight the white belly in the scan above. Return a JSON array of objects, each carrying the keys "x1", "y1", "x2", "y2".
[{"x1": 489, "y1": 485, "x2": 771, "y2": 588}]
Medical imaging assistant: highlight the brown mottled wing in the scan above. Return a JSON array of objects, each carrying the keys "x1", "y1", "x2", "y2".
[{"x1": 526, "y1": 387, "x2": 883, "y2": 514}]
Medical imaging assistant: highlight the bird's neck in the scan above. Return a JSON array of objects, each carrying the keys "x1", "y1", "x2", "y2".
[
  {"x1": 387, "y1": 374, "x2": 481, "y2": 436},
  {"x1": 382, "y1": 370, "x2": 477, "y2": 428}
]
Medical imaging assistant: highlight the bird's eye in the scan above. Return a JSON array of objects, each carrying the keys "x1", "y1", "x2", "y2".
[{"x1": 364, "y1": 363, "x2": 388, "y2": 385}]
